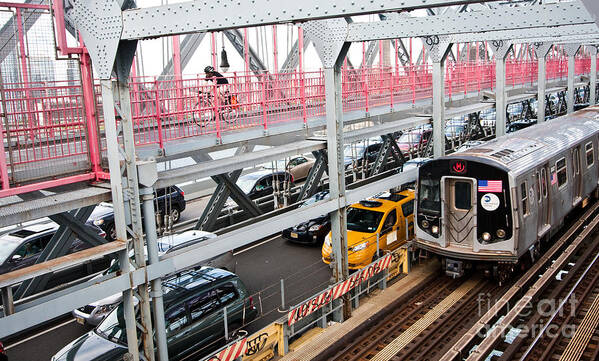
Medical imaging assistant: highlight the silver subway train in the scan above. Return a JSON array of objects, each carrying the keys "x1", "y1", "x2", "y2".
[{"x1": 415, "y1": 106, "x2": 599, "y2": 280}]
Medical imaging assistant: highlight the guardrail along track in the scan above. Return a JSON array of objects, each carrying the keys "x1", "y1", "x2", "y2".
[{"x1": 440, "y1": 199, "x2": 599, "y2": 361}]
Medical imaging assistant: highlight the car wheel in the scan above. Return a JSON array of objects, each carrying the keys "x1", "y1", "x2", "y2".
[{"x1": 169, "y1": 208, "x2": 181, "y2": 223}]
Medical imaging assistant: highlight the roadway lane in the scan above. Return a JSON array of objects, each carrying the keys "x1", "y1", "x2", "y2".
[{"x1": 5, "y1": 231, "x2": 330, "y2": 360}]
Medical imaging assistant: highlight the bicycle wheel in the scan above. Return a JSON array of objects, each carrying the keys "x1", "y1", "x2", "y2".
[{"x1": 221, "y1": 108, "x2": 238, "y2": 125}]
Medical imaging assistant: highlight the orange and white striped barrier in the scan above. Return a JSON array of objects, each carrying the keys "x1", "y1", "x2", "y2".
[
  {"x1": 288, "y1": 254, "x2": 392, "y2": 325},
  {"x1": 206, "y1": 337, "x2": 247, "y2": 361}
]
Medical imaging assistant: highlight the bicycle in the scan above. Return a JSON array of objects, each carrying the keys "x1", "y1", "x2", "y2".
[{"x1": 192, "y1": 89, "x2": 240, "y2": 128}]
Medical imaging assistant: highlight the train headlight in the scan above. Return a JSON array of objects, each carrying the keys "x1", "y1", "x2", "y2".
[
  {"x1": 421, "y1": 220, "x2": 430, "y2": 229},
  {"x1": 482, "y1": 232, "x2": 491, "y2": 242},
  {"x1": 431, "y1": 225, "x2": 439, "y2": 234},
  {"x1": 496, "y1": 229, "x2": 506, "y2": 238}
]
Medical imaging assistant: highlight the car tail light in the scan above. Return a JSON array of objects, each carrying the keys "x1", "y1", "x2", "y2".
[
  {"x1": 0, "y1": 341, "x2": 5, "y2": 353},
  {"x1": 180, "y1": 190, "x2": 185, "y2": 197},
  {"x1": 248, "y1": 296, "x2": 254, "y2": 308}
]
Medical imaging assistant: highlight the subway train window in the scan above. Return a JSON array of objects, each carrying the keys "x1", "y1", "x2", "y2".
[
  {"x1": 521, "y1": 182, "x2": 528, "y2": 216},
  {"x1": 454, "y1": 182, "x2": 471, "y2": 210},
  {"x1": 557, "y1": 158, "x2": 567, "y2": 187},
  {"x1": 541, "y1": 168, "x2": 548, "y2": 198},
  {"x1": 586, "y1": 142, "x2": 594, "y2": 167},
  {"x1": 535, "y1": 173, "x2": 541, "y2": 203},
  {"x1": 419, "y1": 177, "x2": 441, "y2": 215}
]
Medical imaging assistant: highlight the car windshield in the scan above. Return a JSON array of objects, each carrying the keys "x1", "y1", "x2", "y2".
[
  {"x1": 344, "y1": 144, "x2": 365, "y2": 158},
  {"x1": 418, "y1": 177, "x2": 441, "y2": 215},
  {"x1": 0, "y1": 238, "x2": 20, "y2": 264},
  {"x1": 300, "y1": 193, "x2": 329, "y2": 208},
  {"x1": 346, "y1": 207, "x2": 384, "y2": 233},
  {"x1": 237, "y1": 177, "x2": 257, "y2": 194},
  {"x1": 398, "y1": 133, "x2": 421, "y2": 144},
  {"x1": 96, "y1": 304, "x2": 129, "y2": 345}
]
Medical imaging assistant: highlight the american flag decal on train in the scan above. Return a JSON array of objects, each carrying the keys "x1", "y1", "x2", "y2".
[{"x1": 478, "y1": 180, "x2": 502, "y2": 193}]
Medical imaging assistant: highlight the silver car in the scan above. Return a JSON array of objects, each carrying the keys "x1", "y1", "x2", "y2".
[{"x1": 72, "y1": 230, "x2": 236, "y2": 325}]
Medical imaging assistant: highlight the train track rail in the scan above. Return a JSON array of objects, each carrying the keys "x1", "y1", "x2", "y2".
[
  {"x1": 322, "y1": 273, "x2": 508, "y2": 361},
  {"x1": 440, "y1": 199, "x2": 599, "y2": 361}
]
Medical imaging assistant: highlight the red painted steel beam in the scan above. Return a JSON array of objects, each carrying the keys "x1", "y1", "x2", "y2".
[
  {"x1": 0, "y1": 2, "x2": 48, "y2": 10},
  {"x1": 0, "y1": 173, "x2": 97, "y2": 198}
]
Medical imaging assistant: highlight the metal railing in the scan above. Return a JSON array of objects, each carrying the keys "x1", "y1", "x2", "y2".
[{"x1": 0, "y1": 56, "x2": 593, "y2": 198}]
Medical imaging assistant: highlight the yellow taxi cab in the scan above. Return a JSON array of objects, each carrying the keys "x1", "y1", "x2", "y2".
[{"x1": 322, "y1": 189, "x2": 415, "y2": 270}]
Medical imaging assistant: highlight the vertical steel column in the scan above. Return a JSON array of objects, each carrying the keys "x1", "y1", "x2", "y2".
[
  {"x1": 591, "y1": 47, "x2": 597, "y2": 105},
  {"x1": 535, "y1": 43, "x2": 553, "y2": 123},
  {"x1": 325, "y1": 64, "x2": 350, "y2": 319},
  {"x1": 568, "y1": 54, "x2": 576, "y2": 114},
  {"x1": 141, "y1": 182, "x2": 168, "y2": 361},
  {"x1": 81, "y1": 52, "x2": 102, "y2": 176},
  {"x1": 496, "y1": 59, "x2": 507, "y2": 137},
  {"x1": 564, "y1": 44, "x2": 580, "y2": 114},
  {"x1": 302, "y1": 18, "x2": 352, "y2": 321},
  {"x1": 272, "y1": 25, "x2": 278, "y2": 74},
  {"x1": 173, "y1": 35, "x2": 183, "y2": 121},
  {"x1": 493, "y1": 42, "x2": 512, "y2": 138},
  {"x1": 115, "y1": 80, "x2": 156, "y2": 361},
  {"x1": 211, "y1": 32, "x2": 217, "y2": 69},
  {"x1": 100, "y1": 79, "x2": 140, "y2": 361},
  {"x1": 15, "y1": 9, "x2": 29, "y2": 85},
  {"x1": 432, "y1": 60, "x2": 445, "y2": 158},
  {"x1": 298, "y1": 28, "x2": 304, "y2": 75},
  {"x1": 537, "y1": 56, "x2": 546, "y2": 123},
  {"x1": 423, "y1": 39, "x2": 450, "y2": 158}
]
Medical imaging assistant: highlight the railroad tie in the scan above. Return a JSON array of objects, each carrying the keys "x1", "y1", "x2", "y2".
[
  {"x1": 370, "y1": 279, "x2": 480, "y2": 361},
  {"x1": 558, "y1": 291, "x2": 599, "y2": 361}
]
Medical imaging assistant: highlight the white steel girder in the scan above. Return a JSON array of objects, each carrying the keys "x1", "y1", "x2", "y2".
[
  {"x1": 72, "y1": 0, "x2": 502, "y2": 78},
  {"x1": 346, "y1": 2, "x2": 597, "y2": 42}
]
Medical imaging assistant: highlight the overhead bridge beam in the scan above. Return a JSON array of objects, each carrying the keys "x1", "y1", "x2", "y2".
[{"x1": 346, "y1": 2, "x2": 597, "y2": 42}]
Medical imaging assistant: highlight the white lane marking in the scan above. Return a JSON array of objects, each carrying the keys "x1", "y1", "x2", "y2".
[
  {"x1": 5, "y1": 318, "x2": 76, "y2": 350},
  {"x1": 233, "y1": 234, "x2": 280, "y2": 255}
]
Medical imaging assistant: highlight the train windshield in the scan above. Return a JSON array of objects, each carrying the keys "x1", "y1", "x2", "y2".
[{"x1": 418, "y1": 177, "x2": 441, "y2": 215}]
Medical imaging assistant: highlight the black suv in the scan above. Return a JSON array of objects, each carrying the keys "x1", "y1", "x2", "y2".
[
  {"x1": 52, "y1": 268, "x2": 257, "y2": 361},
  {"x1": 87, "y1": 186, "x2": 186, "y2": 240}
]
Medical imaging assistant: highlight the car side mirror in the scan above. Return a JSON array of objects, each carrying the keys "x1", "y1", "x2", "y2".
[{"x1": 11, "y1": 254, "x2": 22, "y2": 262}]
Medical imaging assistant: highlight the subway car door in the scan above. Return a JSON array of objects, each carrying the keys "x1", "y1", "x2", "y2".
[
  {"x1": 444, "y1": 178, "x2": 476, "y2": 247},
  {"x1": 572, "y1": 146, "x2": 583, "y2": 205}
]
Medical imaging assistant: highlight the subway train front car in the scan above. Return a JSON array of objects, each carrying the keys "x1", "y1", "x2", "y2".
[
  {"x1": 416, "y1": 155, "x2": 514, "y2": 278},
  {"x1": 415, "y1": 106, "x2": 599, "y2": 281}
]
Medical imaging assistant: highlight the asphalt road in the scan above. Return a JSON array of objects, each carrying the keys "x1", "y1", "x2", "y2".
[{"x1": 4, "y1": 198, "x2": 332, "y2": 361}]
